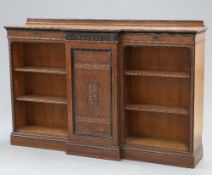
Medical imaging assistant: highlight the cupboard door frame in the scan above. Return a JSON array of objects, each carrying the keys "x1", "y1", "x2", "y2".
[{"x1": 66, "y1": 41, "x2": 118, "y2": 146}]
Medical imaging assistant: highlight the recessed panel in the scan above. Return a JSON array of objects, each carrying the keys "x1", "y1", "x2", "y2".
[{"x1": 72, "y1": 49, "x2": 112, "y2": 138}]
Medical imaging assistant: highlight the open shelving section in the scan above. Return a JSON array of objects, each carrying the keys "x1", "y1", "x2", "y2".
[
  {"x1": 16, "y1": 95, "x2": 67, "y2": 105},
  {"x1": 11, "y1": 42, "x2": 68, "y2": 138},
  {"x1": 16, "y1": 126, "x2": 68, "y2": 137},
  {"x1": 123, "y1": 46, "x2": 191, "y2": 152},
  {"x1": 124, "y1": 70, "x2": 189, "y2": 78},
  {"x1": 14, "y1": 66, "x2": 66, "y2": 75},
  {"x1": 125, "y1": 137, "x2": 188, "y2": 152},
  {"x1": 125, "y1": 104, "x2": 189, "y2": 115}
]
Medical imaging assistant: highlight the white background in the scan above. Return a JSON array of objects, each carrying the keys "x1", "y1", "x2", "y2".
[{"x1": 0, "y1": 0, "x2": 211, "y2": 174}]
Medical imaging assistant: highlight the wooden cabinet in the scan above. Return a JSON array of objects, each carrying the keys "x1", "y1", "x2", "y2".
[{"x1": 5, "y1": 19, "x2": 206, "y2": 167}]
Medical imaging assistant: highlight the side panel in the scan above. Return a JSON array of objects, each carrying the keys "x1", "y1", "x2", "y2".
[{"x1": 193, "y1": 33, "x2": 205, "y2": 151}]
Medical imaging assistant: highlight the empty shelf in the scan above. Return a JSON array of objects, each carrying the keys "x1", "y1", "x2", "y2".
[
  {"x1": 126, "y1": 137, "x2": 188, "y2": 152},
  {"x1": 14, "y1": 66, "x2": 66, "y2": 75},
  {"x1": 16, "y1": 95, "x2": 67, "y2": 105},
  {"x1": 17, "y1": 126, "x2": 68, "y2": 137},
  {"x1": 125, "y1": 70, "x2": 189, "y2": 78},
  {"x1": 125, "y1": 104, "x2": 189, "y2": 115}
]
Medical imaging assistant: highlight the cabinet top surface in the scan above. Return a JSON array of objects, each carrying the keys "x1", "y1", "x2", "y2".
[{"x1": 5, "y1": 18, "x2": 207, "y2": 33}]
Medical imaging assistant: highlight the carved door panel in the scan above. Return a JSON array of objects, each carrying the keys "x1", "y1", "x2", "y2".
[{"x1": 66, "y1": 39, "x2": 118, "y2": 145}]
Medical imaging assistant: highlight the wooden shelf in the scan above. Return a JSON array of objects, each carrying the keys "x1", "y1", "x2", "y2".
[
  {"x1": 17, "y1": 126, "x2": 68, "y2": 137},
  {"x1": 125, "y1": 104, "x2": 189, "y2": 115},
  {"x1": 16, "y1": 95, "x2": 67, "y2": 105},
  {"x1": 125, "y1": 137, "x2": 188, "y2": 152},
  {"x1": 125, "y1": 70, "x2": 189, "y2": 78},
  {"x1": 14, "y1": 66, "x2": 66, "y2": 75}
]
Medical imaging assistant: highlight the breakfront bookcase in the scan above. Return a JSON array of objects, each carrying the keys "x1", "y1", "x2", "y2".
[{"x1": 5, "y1": 19, "x2": 206, "y2": 168}]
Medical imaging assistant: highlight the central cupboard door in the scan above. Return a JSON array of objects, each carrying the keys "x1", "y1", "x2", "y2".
[{"x1": 66, "y1": 40, "x2": 118, "y2": 145}]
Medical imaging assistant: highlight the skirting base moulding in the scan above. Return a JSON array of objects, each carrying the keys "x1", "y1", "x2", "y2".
[{"x1": 5, "y1": 18, "x2": 207, "y2": 168}]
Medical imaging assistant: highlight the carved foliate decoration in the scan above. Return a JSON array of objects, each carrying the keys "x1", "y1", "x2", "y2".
[{"x1": 86, "y1": 81, "x2": 98, "y2": 106}]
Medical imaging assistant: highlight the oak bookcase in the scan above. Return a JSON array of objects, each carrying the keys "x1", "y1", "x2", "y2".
[{"x1": 5, "y1": 19, "x2": 206, "y2": 168}]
